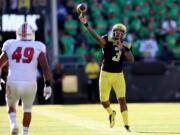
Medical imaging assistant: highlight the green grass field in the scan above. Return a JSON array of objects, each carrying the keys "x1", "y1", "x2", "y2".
[{"x1": 0, "y1": 103, "x2": 180, "y2": 135}]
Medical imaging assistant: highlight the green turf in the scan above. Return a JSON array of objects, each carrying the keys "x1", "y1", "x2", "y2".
[{"x1": 0, "y1": 103, "x2": 180, "y2": 135}]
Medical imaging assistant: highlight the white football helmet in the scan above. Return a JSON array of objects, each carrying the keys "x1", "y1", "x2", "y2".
[{"x1": 16, "y1": 22, "x2": 35, "y2": 40}]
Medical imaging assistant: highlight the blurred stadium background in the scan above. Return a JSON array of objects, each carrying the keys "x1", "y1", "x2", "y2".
[
  {"x1": 0, "y1": 0, "x2": 180, "y2": 135},
  {"x1": 0, "y1": 0, "x2": 180, "y2": 106}
]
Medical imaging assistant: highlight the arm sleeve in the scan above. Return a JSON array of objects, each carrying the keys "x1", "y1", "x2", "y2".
[
  {"x1": 37, "y1": 41, "x2": 46, "y2": 53},
  {"x1": 2, "y1": 40, "x2": 10, "y2": 52}
]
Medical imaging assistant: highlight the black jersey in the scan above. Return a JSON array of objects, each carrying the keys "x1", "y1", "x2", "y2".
[{"x1": 101, "y1": 34, "x2": 132, "y2": 73}]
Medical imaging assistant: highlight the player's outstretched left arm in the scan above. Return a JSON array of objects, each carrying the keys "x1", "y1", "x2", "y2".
[{"x1": 38, "y1": 52, "x2": 52, "y2": 100}]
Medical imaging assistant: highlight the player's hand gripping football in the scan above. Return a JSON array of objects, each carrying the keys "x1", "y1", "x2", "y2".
[
  {"x1": 79, "y1": 14, "x2": 87, "y2": 24},
  {"x1": 43, "y1": 86, "x2": 52, "y2": 100}
]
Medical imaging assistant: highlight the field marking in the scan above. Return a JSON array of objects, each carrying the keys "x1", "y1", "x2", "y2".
[{"x1": 33, "y1": 108, "x2": 148, "y2": 135}]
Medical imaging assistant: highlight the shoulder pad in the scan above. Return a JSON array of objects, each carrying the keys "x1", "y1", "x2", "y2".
[
  {"x1": 123, "y1": 41, "x2": 132, "y2": 49},
  {"x1": 2, "y1": 39, "x2": 16, "y2": 51},
  {"x1": 108, "y1": 35, "x2": 113, "y2": 42},
  {"x1": 36, "y1": 41, "x2": 46, "y2": 53}
]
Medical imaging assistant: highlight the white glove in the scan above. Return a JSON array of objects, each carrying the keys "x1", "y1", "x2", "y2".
[{"x1": 43, "y1": 86, "x2": 52, "y2": 100}]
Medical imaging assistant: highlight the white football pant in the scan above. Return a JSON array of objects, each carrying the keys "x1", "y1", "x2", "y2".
[{"x1": 6, "y1": 81, "x2": 37, "y2": 112}]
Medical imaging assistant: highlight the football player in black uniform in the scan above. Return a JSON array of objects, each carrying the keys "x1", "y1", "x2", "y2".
[{"x1": 79, "y1": 14, "x2": 134, "y2": 131}]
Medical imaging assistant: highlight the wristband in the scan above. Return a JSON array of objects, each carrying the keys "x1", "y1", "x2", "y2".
[
  {"x1": 84, "y1": 23, "x2": 88, "y2": 27},
  {"x1": 45, "y1": 81, "x2": 51, "y2": 87}
]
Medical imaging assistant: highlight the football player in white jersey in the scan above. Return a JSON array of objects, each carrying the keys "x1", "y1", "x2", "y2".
[{"x1": 0, "y1": 23, "x2": 52, "y2": 135}]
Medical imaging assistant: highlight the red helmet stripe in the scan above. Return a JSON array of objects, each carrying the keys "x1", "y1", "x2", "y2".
[{"x1": 22, "y1": 23, "x2": 27, "y2": 38}]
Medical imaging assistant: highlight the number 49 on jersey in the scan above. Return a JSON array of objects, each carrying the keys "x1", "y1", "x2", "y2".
[{"x1": 12, "y1": 47, "x2": 34, "y2": 63}]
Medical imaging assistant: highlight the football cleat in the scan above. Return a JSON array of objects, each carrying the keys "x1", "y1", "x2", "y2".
[
  {"x1": 109, "y1": 110, "x2": 116, "y2": 128},
  {"x1": 124, "y1": 125, "x2": 131, "y2": 132},
  {"x1": 10, "y1": 124, "x2": 19, "y2": 135}
]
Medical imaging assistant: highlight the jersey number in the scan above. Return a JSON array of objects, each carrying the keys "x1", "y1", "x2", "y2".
[
  {"x1": 112, "y1": 47, "x2": 122, "y2": 62},
  {"x1": 12, "y1": 47, "x2": 34, "y2": 63}
]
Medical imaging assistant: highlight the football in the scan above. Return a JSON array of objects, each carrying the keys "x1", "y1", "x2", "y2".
[{"x1": 76, "y1": 3, "x2": 87, "y2": 14}]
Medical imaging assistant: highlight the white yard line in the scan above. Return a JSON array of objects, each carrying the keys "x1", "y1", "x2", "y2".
[{"x1": 33, "y1": 108, "x2": 148, "y2": 135}]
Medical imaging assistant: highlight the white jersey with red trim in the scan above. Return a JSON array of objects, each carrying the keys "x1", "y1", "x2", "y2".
[{"x1": 2, "y1": 39, "x2": 46, "y2": 81}]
